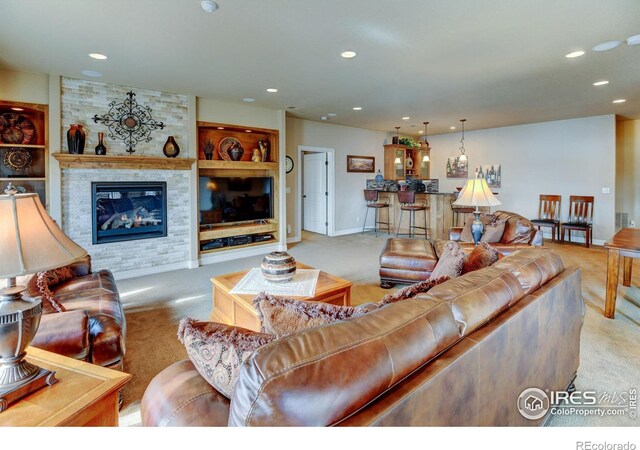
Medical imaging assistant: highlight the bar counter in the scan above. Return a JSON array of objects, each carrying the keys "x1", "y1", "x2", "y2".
[{"x1": 370, "y1": 191, "x2": 457, "y2": 240}]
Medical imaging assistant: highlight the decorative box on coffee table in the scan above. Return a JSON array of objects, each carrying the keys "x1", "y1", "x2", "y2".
[{"x1": 210, "y1": 262, "x2": 352, "y2": 332}]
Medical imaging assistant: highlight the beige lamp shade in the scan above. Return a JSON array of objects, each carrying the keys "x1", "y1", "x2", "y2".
[
  {"x1": 453, "y1": 178, "x2": 501, "y2": 207},
  {"x1": 0, "y1": 193, "x2": 87, "y2": 278}
]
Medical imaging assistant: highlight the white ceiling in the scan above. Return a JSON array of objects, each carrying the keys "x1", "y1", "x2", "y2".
[{"x1": 1, "y1": 0, "x2": 639, "y2": 135}]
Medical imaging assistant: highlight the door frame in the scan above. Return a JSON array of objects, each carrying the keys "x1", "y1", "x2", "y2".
[{"x1": 297, "y1": 145, "x2": 335, "y2": 239}]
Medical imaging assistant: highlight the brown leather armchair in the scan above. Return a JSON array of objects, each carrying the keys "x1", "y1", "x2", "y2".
[
  {"x1": 24, "y1": 256, "x2": 126, "y2": 370},
  {"x1": 380, "y1": 211, "x2": 542, "y2": 288}
]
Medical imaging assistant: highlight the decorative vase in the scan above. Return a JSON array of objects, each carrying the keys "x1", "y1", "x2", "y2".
[
  {"x1": 375, "y1": 170, "x2": 384, "y2": 183},
  {"x1": 251, "y1": 148, "x2": 262, "y2": 162},
  {"x1": 258, "y1": 138, "x2": 269, "y2": 162},
  {"x1": 163, "y1": 136, "x2": 180, "y2": 158},
  {"x1": 261, "y1": 251, "x2": 297, "y2": 283},
  {"x1": 67, "y1": 124, "x2": 86, "y2": 154},
  {"x1": 203, "y1": 139, "x2": 214, "y2": 160},
  {"x1": 228, "y1": 143, "x2": 244, "y2": 161},
  {"x1": 95, "y1": 132, "x2": 107, "y2": 155}
]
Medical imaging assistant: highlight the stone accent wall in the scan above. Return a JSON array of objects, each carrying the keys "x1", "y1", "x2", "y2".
[
  {"x1": 61, "y1": 77, "x2": 188, "y2": 156},
  {"x1": 59, "y1": 78, "x2": 192, "y2": 275},
  {"x1": 61, "y1": 169, "x2": 190, "y2": 273}
]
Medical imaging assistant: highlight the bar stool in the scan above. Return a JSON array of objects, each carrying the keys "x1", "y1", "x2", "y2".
[
  {"x1": 396, "y1": 190, "x2": 429, "y2": 239},
  {"x1": 362, "y1": 190, "x2": 390, "y2": 237}
]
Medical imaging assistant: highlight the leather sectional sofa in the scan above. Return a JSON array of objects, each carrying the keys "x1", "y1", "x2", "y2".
[
  {"x1": 380, "y1": 210, "x2": 543, "y2": 288},
  {"x1": 141, "y1": 247, "x2": 584, "y2": 426},
  {"x1": 26, "y1": 256, "x2": 126, "y2": 370}
]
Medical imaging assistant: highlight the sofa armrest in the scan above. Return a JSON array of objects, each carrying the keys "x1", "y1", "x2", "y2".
[
  {"x1": 31, "y1": 310, "x2": 91, "y2": 361},
  {"x1": 66, "y1": 255, "x2": 92, "y2": 277},
  {"x1": 142, "y1": 359, "x2": 231, "y2": 427},
  {"x1": 449, "y1": 227, "x2": 463, "y2": 241}
]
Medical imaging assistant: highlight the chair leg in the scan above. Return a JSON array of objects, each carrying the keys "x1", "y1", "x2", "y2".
[
  {"x1": 585, "y1": 229, "x2": 590, "y2": 249},
  {"x1": 424, "y1": 208, "x2": 428, "y2": 239},
  {"x1": 362, "y1": 207, "x2": 369, "y2": 235},
  {"x1": 396, "y1": 209, "x2": 403, "y2": 238},
  {"x1": 374, "y1": 209, "x2": 378, "y2": 238},
  {"x1": 551, "y1": 225, "x2": 555, "y2": 243}
]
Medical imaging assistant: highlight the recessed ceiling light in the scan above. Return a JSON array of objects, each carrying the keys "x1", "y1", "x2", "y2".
[
  {"x1": 612, "y1": 99, "x2": 626, "y2": 104},
  {"x1": 245, "y1": 130, "x2": 252, "y2": 133},
  {"x1": 286, "y1": 106, "x2": 296, "y2": 110},
  {"x1": 81, "y1": 70, "x2": 102, "y2": 77},
  {"x1": 89, "y1": 52, "x2": 107, "y2": 60},
  {"x1": 11, "y1": 107, "x2": 24, "y2": 111},
  {"x1": 565, "y1": 51, "x2": 585, "y2": 58},
  {"x1": 353, "y1": 107, "x2": 362, "y2": 110},
  {"x1": 418, "y1": 130, "x2": 424, "y2": 134},
  {"x1": 402, "y1": 116, "x2": 410, "y2": 120},
  {"x1": 450, "y1": 126, "x2": 456, "y2": 130},
  {"x1": 217, "y1": 127, "x2": 224, "y2": 130},
  {"x1": 327, "y1": 113, "x2": 337, "y2": 117},
  {"x1": 626, "y1": 34, "x2": 640, "y2": 46},
  {"x1": 201, "y1": 0, "x2": 218, "y2": 13},
  {"x1": 242, "y1": 97, "x2": 255, "y2": 103},
  {"x1": 321, "y1": 116, "x2": 328, "y2": 121},
  {"x1": 592, "y1": 41, "x2": 621, "y2": 52},
  {"x1": 341, "y1": 51, "x2": 357, "y2": 59},
  {"x1": 266, "y1": 88, "x2": 278, "y2": 93},
  {"x1": 593, "y1": 80, "x2": 609, "y2": 86}
]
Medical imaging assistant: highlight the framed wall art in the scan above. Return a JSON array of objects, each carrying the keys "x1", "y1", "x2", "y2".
[{"x1": 347, "y1": 155, "x2": 375, "y2": 173}]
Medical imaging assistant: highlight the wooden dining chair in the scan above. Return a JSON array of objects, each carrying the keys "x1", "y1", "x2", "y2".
[
  {"x1": 560, "y1": 195, "x2": 594, "y2": 248},
  {"x1": 530, "y1": 195, "x2": 562, "y2": 242}
]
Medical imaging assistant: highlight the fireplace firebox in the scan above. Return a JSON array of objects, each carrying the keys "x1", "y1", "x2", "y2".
[{"x1": 91, "y1": 181, "x2": 167, "y2": 244}]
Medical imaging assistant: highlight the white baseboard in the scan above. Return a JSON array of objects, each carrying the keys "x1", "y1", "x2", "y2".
[
  {"x1": 287, "y1": 235, "x2": 301, "y2": 244},
  {"x1": 199, "y1": 242, "x2": 280, "y2": 266},
  {"x1": 333, "y1": 227, "x2": 363, "y2": 237},
  {"x1": 188, "y1": 260, "x2": 200, "y2": 269},
  {"x1": 111, "y1": 261, "x2": 191, "y2": 280},
  {"x1": 540, "y1": 230, "x2": 604, "y2": 246}
]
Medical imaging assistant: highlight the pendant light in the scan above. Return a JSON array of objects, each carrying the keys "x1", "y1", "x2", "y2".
[
  {"x1": 421, "y1": 121, "x2": 430, "y2": 162},
  {"x1": 393, "y1": 126, "x2": 400, "y2": 144},
  {"x1": 458, "y1": 119, "x2": 468, "y2": 162}
]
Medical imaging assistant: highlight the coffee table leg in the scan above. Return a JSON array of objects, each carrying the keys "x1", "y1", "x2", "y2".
[
  {"x1": 623, "y1": 257, "x2": 633, "y2": 287},
  {"x1": 605, "y1": 249, "x2": 620, "y2": 319}
]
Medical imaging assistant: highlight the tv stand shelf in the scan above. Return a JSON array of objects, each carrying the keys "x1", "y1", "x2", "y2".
[
  {"x1": 197, "y1": 121, "x2": 280, "y2": 259},
  {"x1": 200, "y1": 221, "x2": 278, "y2": 240}
]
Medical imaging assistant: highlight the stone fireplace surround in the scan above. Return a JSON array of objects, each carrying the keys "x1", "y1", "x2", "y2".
[{"x1": 59, "y1": 77, "x2": 193, "y2": 277}]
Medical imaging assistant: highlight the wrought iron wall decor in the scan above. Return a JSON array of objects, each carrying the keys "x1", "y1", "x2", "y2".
[{"x1": 92, "y1": 91, "x2": 165, "y2": 153}]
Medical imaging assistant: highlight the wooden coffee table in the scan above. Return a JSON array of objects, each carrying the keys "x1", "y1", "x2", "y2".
[
  {"x1": 604, "y1": 228, "x2": 640, "y2": 319},
  {"x1": 210, "y1": 262, "x2": 352, "y2": 332},
  {"x1": 0, "y1": 347, "x2": 131, "y2": 427}
]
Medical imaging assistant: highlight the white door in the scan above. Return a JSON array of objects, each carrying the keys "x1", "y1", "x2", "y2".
[{"x1": 303, "y1": 152, "x2": 327, "y2": 235}]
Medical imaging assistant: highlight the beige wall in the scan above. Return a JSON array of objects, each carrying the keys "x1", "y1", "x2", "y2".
[
  {"x1": 429, "y1": 115, "x2": 616, "y2": 242},
  {"x1": 0, "y1": 68, "x2": 49, "y2": 104},
  {"x1": 286, "y1": 117, "x2": 393, "y2": 239},
  {"x1": 616, "y1": 119, "x2": 640, "y2": 228},
  {"x1": 197, "y1": 98, "x2": 282, "y2": 130}
]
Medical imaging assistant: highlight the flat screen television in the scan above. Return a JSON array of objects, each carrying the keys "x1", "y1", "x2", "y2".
[{"x1": 199, "y1": 176, "x2": 273, "y2": 226}]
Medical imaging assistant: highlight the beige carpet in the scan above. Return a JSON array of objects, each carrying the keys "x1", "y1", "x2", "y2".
[{"x1": 117, "y1": 232, "x2": 640, "y2": 426}]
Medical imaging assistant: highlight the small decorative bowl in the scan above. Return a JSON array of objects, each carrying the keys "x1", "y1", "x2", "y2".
[{"x1": 261, "y1": 251, "x2": 296, "y2": 283}]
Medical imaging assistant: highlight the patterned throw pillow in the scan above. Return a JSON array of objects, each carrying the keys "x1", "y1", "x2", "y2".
[
  {"x1": 460, "y1": 214, "x2": 505, "y2": 243},
  {"x1": 32, "y1": 266, "x2": 76, "y2": 314},
  {"x1": 253, "y1": 293, "x2": 373, "y2": 337},
  {"x1": 429, "y1": 241, "x2": 467, "y2": 280},
  {"x1": 177, "y1": 318, "x2": 275, "y2": 399},
  {"x1": 379, "y1": 276, "x2": 450, "y2": 305},
  {"x1": 462, "y1": 242, "x2": 500, "y2": 274}
]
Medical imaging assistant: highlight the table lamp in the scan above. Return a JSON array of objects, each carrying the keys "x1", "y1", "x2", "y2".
[
  {"x1": 0, "y1": 184, "x2": 87, "y2": 412},
  {"x1": 452, "y1": 178, "x2": 501, "y2": 244}
]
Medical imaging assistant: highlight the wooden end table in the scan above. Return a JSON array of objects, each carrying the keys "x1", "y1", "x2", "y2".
[
  {"x1": 604, "y1": 228, "x2": 640, "y2": 319},
  {"x1": 0, "y1": 347, "x2": 131, "y2": 427},
  {"x1": 210, "y1": 262, "x2": 352, "y2": 332}
]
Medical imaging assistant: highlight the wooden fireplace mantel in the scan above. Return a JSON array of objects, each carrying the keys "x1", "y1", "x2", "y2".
[{"x1": 52, "y1": 153, "x2": 196, "y2": 171}]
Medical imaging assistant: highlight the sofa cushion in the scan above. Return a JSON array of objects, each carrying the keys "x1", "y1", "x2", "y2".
[
  {"x1": 427, "y1": 266, "x2": 526, "y2": 335},
  {"x1": 53, "y1": 269, "x2": 118, "y2": 296},
  {"x1": 31, "y1": 310, "x2": 90, "y2": 361},
  {"x1": 462, "y1": 242, "x2": 499, "y2": 274},
  {"x1": 481, "y1": 219, "x2": 506, "y2": 243},
  {"x1": 429, "y1": 241, "x2": 466, "y2": 280},
  {"x1": 380, "y1": 276, "x2": 450, "y2": 305},
  {"x1": 460, "y1": 214, "x2": 505, "y2": 243},
  {"x1": 379, "y1": 239, "x2": 437, "y2": 272},
  {"x1": 494, "y1": 211, "x2": 536, "y2": 244},
  {"x1": 491, "y1": 247, "x2": 565, "y2": 294},
  {"x1": 229, "y1": 298, "x2": 461, "y2": 426},
  {"x1": 178, "y1": 318, "x2": 274, "y2": 399}
]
